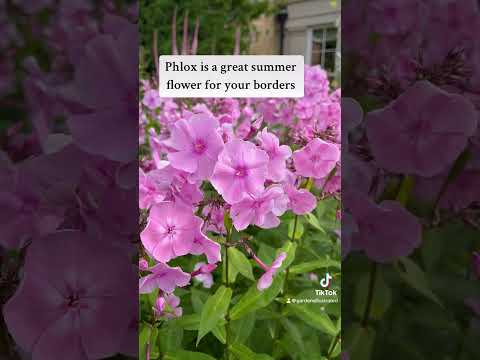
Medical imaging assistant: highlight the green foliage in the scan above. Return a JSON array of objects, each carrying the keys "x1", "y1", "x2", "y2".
[
  {"x1": 228, "y1": 247, "x2": 255, "y2": 281},
  {"x1": 229, "y1": 343, "x2": 274, "y2": 360},
  {"x1": 197, "y1": 285, "x2": 232, "y2": 345},
  {"x1": 142, "y1": 195, "x2": 341, "y2": 359},
  {"x1": 139, "y1": 0, "x2": 272, "y2": 74},
  {"x1": 230, "y1": 274, "x2": 285, "y2": 320}
]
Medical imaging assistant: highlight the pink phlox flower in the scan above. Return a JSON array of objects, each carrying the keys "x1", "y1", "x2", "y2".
[
  {"x1": 230, "y1": 186, "x2": 288, "y2": 231},
  {"x1": 189, "y1": 229, "x2": 222, "y2": 264},
  {"x1": 141, "y1": 202, "x2": 202, "y2": 263},
  {"x1": 283, "y1": 183, "x2": 317, "y2": 215},
  {"x1": 257, "y1": 252, "x2": 287, "y2": 291},
  {"x1": 153, "y1": 294, "x2": 183, "y2": 319},
  {"x1": 211, "y1": 139, "x2": 269, "y2": 204},
  {"x1": 192, "y1": 262, "x2": 216, "y2": 288},
  {"x1": 293, "y1": 138, "x2": 340, "y2": 179},
  {"x1": 256, "y1": 128, "x2": 292, "y2": 182},
  {"x1": 139, "y1": 168, "x2": 172, "y2": 209},
  {"x1": 164, "y1": 113, "x2": 224, "y2": 181},
  {"x1": 139, "y1": 262, "x2": 190, "y2": 294}
]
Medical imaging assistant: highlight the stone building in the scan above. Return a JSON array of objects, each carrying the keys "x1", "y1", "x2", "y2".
[{"x1": 250, "y1": 0, "x2": 340, "y2": 78}]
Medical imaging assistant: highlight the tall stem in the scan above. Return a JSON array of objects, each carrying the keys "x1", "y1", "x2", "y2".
[
  {"x1": 326, "y1": 332, "x2": 341, "y2": 360},
  {"x1": 291, "y1": 214, "x2": 299, "y2": 243},
  {"x1": 224, "y1": 220, "x2": 233, "y2": 360},
  {"x1": 362, "y1": 262, "x2": 378, "y2": 327},
  {"x1": 146, "y1": 323, "x2": 154, "y2": 360}
]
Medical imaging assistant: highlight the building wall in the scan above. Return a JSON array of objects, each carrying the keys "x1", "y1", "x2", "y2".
[
  {"x1": 284, "y1": 0, "x2": 340, "y2": 61},
  {"x1": 249, "y1": 0, "x2": 341, "y2": 78},
  {"x1": 249, "y1": 14, "x2": 279, "y2": 55}
]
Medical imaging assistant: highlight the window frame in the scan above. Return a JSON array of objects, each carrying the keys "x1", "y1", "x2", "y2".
[{"x1": 305, "y1": 24, "x2": 340, "y2": 76}]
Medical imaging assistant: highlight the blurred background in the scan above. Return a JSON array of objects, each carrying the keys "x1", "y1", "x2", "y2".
[{"x1": 139, "y1": 0, "x2": 340, "y2": 83}]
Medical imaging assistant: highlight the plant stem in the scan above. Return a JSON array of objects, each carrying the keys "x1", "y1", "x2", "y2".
[
  {"x1": 224, "y1": 221, "x2": 233, "y2": 360},
  {"x1": 362, "y1": 262, "x2": 378, "y2": 327},
  {"x1": 326, "y1": 332, "x2": 341, "y2": 359},
  {"x1": 146, "y1": 324, "x2": 154, "y2": 360},
  {"x1": 291, "y1": 214, "x2": 299, "y2": 242}
]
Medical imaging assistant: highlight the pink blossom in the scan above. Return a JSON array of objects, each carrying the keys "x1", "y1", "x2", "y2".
[
  {"x1": 256, "y1": 128, "x2": 292, "y2": 181},
  {"x1": 153, "y1": 294, "x2": 183, "y2": 319},
  {"x1": 189, "y1": 229, "x2": 222, "y2": 264},
  {"x1": 192, "y1": 262, "x2": 215, "y2": 288},
  {"x1": 141, "y1": 202, "x2": 202, "y2": 263},
  {"x1": 257, "y1": 252, "x2": 287, "y2": 291},
  {"x1": 283, "y1": 184, "x2": 317, "y2": 215},
  {"x1": 139, "y1": 168, "x2": 172, "y2": 209},
  {"x1": 164, "y1": 113, "x2": 224, "y2": 180},
  {"x1": 3, "y1": 231, "x2": 135, "y2": 359},
  {"x1": 366, "y1": 81, "x2": 478, "y2": 176},
  {"x1": 64, "y1": 18, "x2": 138, "y2": 163},
  {"x1": 166, "y1": 169, "x2": 203, "y2": 207},
  {"x1": 202, "y1": 204, "x2": 226, "y2": 234},
  {"x1": 139, "y1": 262, "x2": 191, "y2": 294},
  {"x1": 230, "y1": 186, "x2": 288, "y2": 231},
  {"x1": 211, "y1": 139, "x2": 269, "y2": 204},
  {"x1": 346, "y1": 191, "x2": 422, "y2": 263},
  {"x1": 341, "y1": 97, "x2": 363, "y2": 148},
  {"x1": 293, "y1": 138, "x2": 340, "y2": 179},
  {"x1": 315, "y1": 166, "x2": 341, "y2": 194},
  {"x1": 0, "y1": 167, "x2": 61, "y2": 249},
  {"x1": 143, "y1": 89, "x2": 162, "y2": 110},
  {"x1": 218, "y1": 123, "x2": 235, "y2": 144},
  {"x1": 139, "y1": 258, "x2": 149, "y2": 271}
]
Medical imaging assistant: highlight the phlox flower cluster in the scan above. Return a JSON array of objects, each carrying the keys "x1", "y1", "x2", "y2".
[{"x1": 139, "y1": 65, "x2": 341, "y2": 318}]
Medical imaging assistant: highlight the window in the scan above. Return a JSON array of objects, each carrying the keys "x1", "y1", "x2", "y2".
[{"x1": 306, "y1": 26, "x2": 339, "y2": 75}]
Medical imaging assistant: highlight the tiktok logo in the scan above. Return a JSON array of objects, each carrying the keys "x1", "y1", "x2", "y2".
[{"x1": 320, "y1": 273, "x2": 333, "y2": 288}]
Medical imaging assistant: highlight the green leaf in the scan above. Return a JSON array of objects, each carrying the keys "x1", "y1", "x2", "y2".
[
  {"x1": 344, "y1": 323, "x2": 376, "y2": 360},
  {"x1": 289, "y1": 304, "x2": 337, "y2": 336},
  {"x1": 191, "y1": 289, "x2": 207, "y2": 314},
  {"x1": 280, "y1": 318, "x2": 305, "y2": 353},
  {"x1": 230, "y1": 274, "x2": 285, "y2": 320},
  {"x1": 172, "y1": 314, "x2": 200, "y2": 330},
  {"x1": 229, "y1": 343, "x2": 274, "y2": 360},
  {"x1": 288, "y1": 218, "x2": 304, "y2": 239},
  {"x1": 257, "y1": 243, "x2": 276, "y2": 264},
  {"x1": 276, "y1": 241, "x2": 297, "y2": 271},
  {"x1": 197, "y1": 285, "x2": 232, "y2": 346},
  {"x1": 224, "y1": 211, "x2": 233, "y2": 233},
  {"x1": 159, "y1": 323, "x2": 183, "y2": 353},
  {"x1": 164, "y1": 350, "x2": 217, "y2": 360},
  {"x1": 290, "y1": 258, "x2": 340, "y2": 274},
  {"x1": 395, "y1": 257, "x2": 444, "y2": 307},
  {"x1": 139, "y1": 323, "x2": 149, "y2": 360},
  {"x1": 212, "y1": 324, "x2": 226, "y2": 344},
  {"x1": 328, "y1": 333, "x2": 341, "y2": 358},
  {"x1": 225, "y1": 258, "x2": 239, "y2": 284},
  {"x1": 139, "y1": 325, "x2": 159, "y2": 360},
  {"x1": 396, "y1": 175, "x2": 414, "y2": 206},
  {"x1": 354, "y1": 269, "x2": 392, "y2": 321},
  {"x1": 228, "y1": 247, "x2": 254, "y2": 280},
  {"x1": 232, "y1": 311, "x2": 256, "y2": 344},
  {"x1": 305, "y1": 212, "x2": 327, "y2": 234}
]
